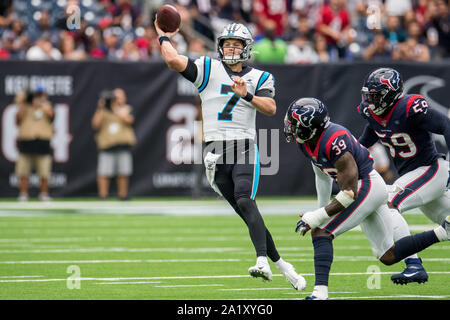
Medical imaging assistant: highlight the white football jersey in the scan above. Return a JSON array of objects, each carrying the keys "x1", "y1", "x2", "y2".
[{"x1": 192, "y1": 56, "x2": 275, "y2": 142}]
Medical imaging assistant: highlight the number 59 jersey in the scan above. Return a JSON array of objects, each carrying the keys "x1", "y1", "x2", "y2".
[
  {"x1": 298, "y1": 122, "x2": 374, "y2": 181},
  {"x1": 358, "y1": 94, "x2": 443, "y2": 175},
  {"x1": 192, "y1": 56, "x2": 275, "y2": 142}
]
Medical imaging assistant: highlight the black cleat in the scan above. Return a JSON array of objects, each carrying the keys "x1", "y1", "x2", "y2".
[{"x1": 391, "y1": 258, "x2": 428, "y2": 285}]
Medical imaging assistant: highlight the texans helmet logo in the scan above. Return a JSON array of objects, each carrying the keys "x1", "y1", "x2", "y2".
[
  {"x1": 380, "y1": 72, "x2": 399, "y2": 90},
  {"x1": 292, "y1": 106, "x2": 315, "y2": 128}
]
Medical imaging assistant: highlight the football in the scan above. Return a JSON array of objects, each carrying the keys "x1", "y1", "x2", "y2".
[{"x1": 156, "y1": 4, "x2": 181, "y2": 33}]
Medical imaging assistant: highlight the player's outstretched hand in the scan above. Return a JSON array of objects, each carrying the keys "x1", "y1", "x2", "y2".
[
  {"x1": 231, "y1": 76, "x2": 247, "y2": 98},
  {"x1": 154, "y1": 20, "x2": 179, "y2": 38},
  {"x1": 295, "y1": 214, "x2": 311, "y2": 236}
]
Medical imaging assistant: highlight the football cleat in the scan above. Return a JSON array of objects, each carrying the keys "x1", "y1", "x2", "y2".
[
  {"x1": 391, "y1": 258, "x2": 428, "y2": 285},
  {"x1": 305, "y1": 295, "x2": 328, "y2": 300},
  {"x1": 443, "y1": 215, "x2": 450, "y2": 240},
  {"x1": 276, "y1": 262, "x2": 306, "y2": 290},
  {"x1": 248, "y1": 263, "x2": 272, "y2": 281}
]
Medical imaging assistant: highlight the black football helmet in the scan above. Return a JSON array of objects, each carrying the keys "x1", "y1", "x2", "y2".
[
  {"x1": 284, "y1": 97, "x2": 330, "y2": 143},
  {"x1": 361, "y1": 67, "x2": 403, "y2": 116}
]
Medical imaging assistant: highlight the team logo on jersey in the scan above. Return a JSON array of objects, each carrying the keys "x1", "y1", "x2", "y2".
[{"x1": 292, "y1": 105, "x2": 315, "y2": 128}]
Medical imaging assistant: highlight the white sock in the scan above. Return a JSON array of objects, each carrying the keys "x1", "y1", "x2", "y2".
[
  {"x1": 274, "y1": 258, "x2": 289, "y2": 271},
  {"x1": 256, "y1": 256, "x2": 269, "y2": 266},
  {"x1": 434, "y1": 225, "x2": 448, "y2": 242},
  {"x1": 312, "y1": 285, "x2": 328, "y2": 299},
  {"x1": 389, "y1": 209, "x2": 419, "y2": 260}
]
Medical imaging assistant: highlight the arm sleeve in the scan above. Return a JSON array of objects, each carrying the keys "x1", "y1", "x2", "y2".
[
  {"x1": 411, "y1": 107, "x2": 450, "y2": 152},
  {"x1": 180, "y1": 58, "x2": 198, "y2": 83},
  {"x1": 358, "y1": 124, "x2": 379, "y2": 148},
  {"x1": 312, "y1": 163, "x2": 333, "y2": 208}
]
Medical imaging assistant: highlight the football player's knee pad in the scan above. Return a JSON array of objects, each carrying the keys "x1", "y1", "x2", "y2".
[
  {"x1": 236, "y1": 197, "x2": 259, "y2": 221},
  {"x1": 234, "y1": 179, "x2": 253, "y2": 200}
]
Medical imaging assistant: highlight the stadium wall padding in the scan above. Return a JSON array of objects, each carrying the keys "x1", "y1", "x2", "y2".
[{"x1": 0, "y1": 60, "x2": 449, "y2": 197}]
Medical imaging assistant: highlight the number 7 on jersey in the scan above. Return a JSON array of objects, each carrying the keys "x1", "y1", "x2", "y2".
[{"x1": 218, "y1": 84, "x2": 240, "y2": 121}]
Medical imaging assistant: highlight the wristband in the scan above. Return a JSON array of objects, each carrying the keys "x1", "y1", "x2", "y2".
[
  {"x1": 243, "y1": 92, "x2": 254, "y2": 102},
  {"x1": 158, "y1": 35, "x2": 170, "y2": 46},
  {"x1": 335, "y1": 190, "x2": 355, "y2": 208},
  {"x1": 302, "y1": 207, "x2": 329, "y2": 229}
]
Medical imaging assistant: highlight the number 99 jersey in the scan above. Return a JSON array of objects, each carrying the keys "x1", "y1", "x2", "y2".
[
  {"x1": 192, "y1": 56, "x2": 275, "y2": 142},
  {"x1": 298, "y1": 122, "x2": 374, "y2": 181}
]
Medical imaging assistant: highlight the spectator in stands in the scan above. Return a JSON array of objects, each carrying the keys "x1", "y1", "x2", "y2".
[
  {"x1": 59, "y1": 31, "x2": 87, "y2": 60},
  {"x1": 15, "y1": 87, "x2": 54, "y2": 202},
  {"x1": 392, "y1": 20, "x2": 430, "y2": 62},
  {"x1": 385, "y1": 0, "x2": 412, "y2": 17},
  {"x1": 26, "y1": 36, "x2": 62, "y2": 60},
  {"x1": 99, "y1": 27, "x2": 120, "y2": 60},
  {"x1": 253, "y1": 20, "x2": 287, "y2": 63},
  {"x1": 92, "y1": 88, "x2": 136, "y2": 200},
  {"x1": 425, "y1": 0, "x2": 450, "y2": 58},
  {"x1": 2, "y1": 19, "x2": 29, "y2": 59},
  {"x1": 183, "y1": 0, "x2": 215, "y2": 42},
  {"x1": 291, "y1": 0, "x2": 323, "y2": 29},
  {"x1": 316, "y1": 0, "x2": 354, "y2": 60},
  {"x1": 253, "y1": 0, "x2": 289, "y2": 39},
  {"x1": 313, "y1": 33, "x2": 330, "y2": 63},
  {"x1": 362, "y1": 32, "x2": 392, "y2": 61},
  {"x1": 382, "y1": 15, "x2": 407, "y2": 51},
  {"x1": 28, "y1": 10, "x2": 60, "y2": 46},
  {"x1": 0, "y1": 0, "x2": 13, "y2": 29},
  {"x1": 117, "y1": 35, "x2": 141, "y2": 61},
  {"x1": 285, "y1": 15, "x2": 315, "y2": 42},
  {"x1": 285, "y1": 32, "x2": 319, "y2": 64},
  {"x1": 110, "y1": 0, "x2": 142, "y2": 31},
  {"x1": 187, "y1": 38, "x2": 207, "y2": 59}
]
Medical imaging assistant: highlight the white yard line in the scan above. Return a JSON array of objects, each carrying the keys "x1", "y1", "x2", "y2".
[
  {"x1": 1, "y1": 257, "x2": 449, "y2": 264},
  {"x1": 154, "y1": 284, "x2": 225, "y2": 288},
  {"x1": 0, "y1": 275, "x2": 44, "y2": 278},
  {"x1": 0, "y1": 247, "x2": 244, "y2": 254},
  {"x1": 0, "y1": 258, "x2": 241, "y2": 264},
  {"x1": 95, "y1": 281, "x2": 162, "y2": 285},
  {"x1": 1, "y1": 271, "x2": 450, "y2": 283}
]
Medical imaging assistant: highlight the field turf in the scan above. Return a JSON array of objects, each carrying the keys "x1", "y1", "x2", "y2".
[{"x1": 0, "y1": 197, "x2": 449, "y2": 301}]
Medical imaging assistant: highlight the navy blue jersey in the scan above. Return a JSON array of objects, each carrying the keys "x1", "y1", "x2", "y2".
[
  {"x1": 358, "y1": 94, "x2": 444, "y2": 175},
  {"x1": 297, "y1": 122, "x2": 374, "y2": 181}
]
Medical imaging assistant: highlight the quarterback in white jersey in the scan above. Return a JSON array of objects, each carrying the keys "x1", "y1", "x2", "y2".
[
  {"x1": 192, "y1": 55, "x2": 275, "y2": 142},
  {"x1": 155, "y1": 20, "x2": 306, "y2": 290}
]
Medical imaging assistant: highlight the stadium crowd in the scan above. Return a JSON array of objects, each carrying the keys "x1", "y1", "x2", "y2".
[{"x1": 0, "y1": 0, "x2": 449, "y2": 63}]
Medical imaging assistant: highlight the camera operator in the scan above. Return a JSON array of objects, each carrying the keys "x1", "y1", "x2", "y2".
[
  {"x1": 15, "y1": 87, "x2": 54, "y2": 202},
  {"x1": 92, "y1": 88, "x2": 136, "y2": 200}
]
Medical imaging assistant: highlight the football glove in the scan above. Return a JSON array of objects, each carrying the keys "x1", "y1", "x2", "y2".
[{"x1": 295, "y1": 218, "x2": 311, "y2": 236}]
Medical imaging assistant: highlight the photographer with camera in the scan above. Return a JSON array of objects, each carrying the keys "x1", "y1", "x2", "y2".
[
  {"x1": 15, "y1": 86, "x2": 54, "y2": 202},
  {"x1": 92, "y1": 88, "x2": 136, "y2": 200}
]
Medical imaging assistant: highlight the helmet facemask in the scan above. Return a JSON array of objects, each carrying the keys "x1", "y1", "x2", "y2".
[
  {"x1": 217, "y1": 23, "x2": 253, "y2": 65},
  {"x1": 218, "y1": 39, "x2": 247, "y2": 65},
  {"x1": 361, "y1": 87, "x2": 390, "y2": 116}
]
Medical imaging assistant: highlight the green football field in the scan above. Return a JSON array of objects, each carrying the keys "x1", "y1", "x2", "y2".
[{"x1": 0, "y1": 197, "x2": 449, "y2": 300}]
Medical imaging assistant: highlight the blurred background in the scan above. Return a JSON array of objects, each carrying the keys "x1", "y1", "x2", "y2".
[{"x1": 0, "y1": 0, "x2": 449, "y2": 200}]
